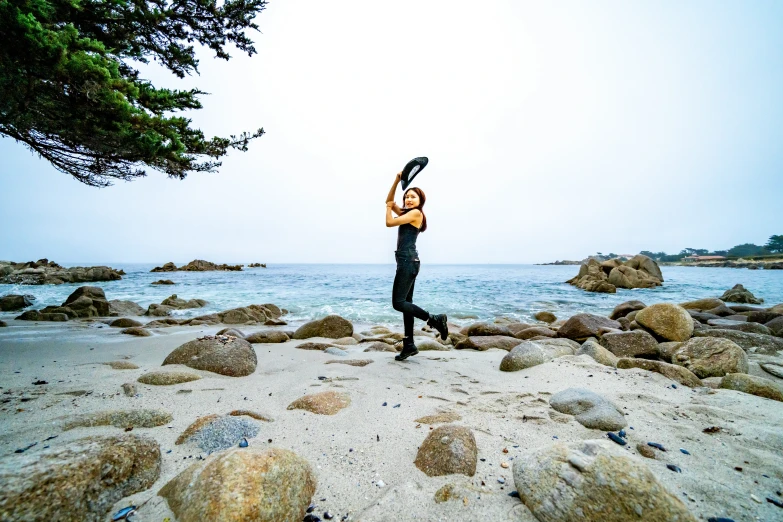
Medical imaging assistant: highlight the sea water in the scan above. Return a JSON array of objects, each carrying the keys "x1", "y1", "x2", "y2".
[{"x1": 1, "y1": 264, "x2": 782, "y2": 326}]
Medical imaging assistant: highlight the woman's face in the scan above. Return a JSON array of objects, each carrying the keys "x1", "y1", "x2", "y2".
[{"x1": 404, "y1": 190, "x2": 420, "y2": 209}]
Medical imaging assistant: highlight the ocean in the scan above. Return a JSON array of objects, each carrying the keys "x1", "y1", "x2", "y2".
[{"x1": 1, "y1": 264, "x2": 782, "y2": 326}]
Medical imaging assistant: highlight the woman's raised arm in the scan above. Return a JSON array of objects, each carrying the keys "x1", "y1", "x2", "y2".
[{"x1": 386, "y1": 172, "x2": 403, "y2": 216}]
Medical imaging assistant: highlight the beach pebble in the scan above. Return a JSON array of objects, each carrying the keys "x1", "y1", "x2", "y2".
[
  {"x1": 0, "y1": 434, "x2": 160, "y2": 522},
  {"x1": 163, "y1": 335, "x2": 257, "y2": 376},
  {"x1": 414, "y1": 425, "x2": 477, "y2": 477},
  {"x1": 666, "y1": 464, "x2": 682, "y2": 473},
  {"x1": 607, "y1": 432, "x2": 626, "y2": 446},
  {"x1": 324, "y1": 347, "x2": 349, "y2": 357},
  {"x1": 103, "y1": 361, "x2": 140, "y2": 370},
  {"x1": 137, "y1": 370, "x2": 202, "y2": 385},
  {"x1": 287, "y1": 391, "x2": 351, "y2": 415},
  {"x1": 332, "y1": 336, "x2": 358, "y2": 346},
  {"x1": 549, "y1": 388, "x2": 626, "y2": 431},
  {"x1": 121, "y1": 383, "x2": 137, "y2": 397},
  {"x1": 636, "y1": 442, "x2": 657, "y2": 459},
  {"x1": 325, "y1": 358, "x2": 373, "y2": 367},
  {"x1": 415, "y1": 412, "x2": 462, "y2": 424},
  {"x1": 363, "y1": 342, "x2": 397, "y2": 352},
  {"x1": 159, "y1": 447, "x2": 315, "y2": 522},
  {"x1": 512, "y1": 439, "x2": 698, "y2": 522}
]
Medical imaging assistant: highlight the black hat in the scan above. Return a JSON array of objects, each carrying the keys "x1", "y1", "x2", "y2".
[{"x1": 401, "y1": 157, "x2": 428, "y2": 190}]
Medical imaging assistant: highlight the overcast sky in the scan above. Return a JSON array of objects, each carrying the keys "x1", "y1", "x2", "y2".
[{"x1": 1, "y1": 0, "x2": 781, "y2": 264}]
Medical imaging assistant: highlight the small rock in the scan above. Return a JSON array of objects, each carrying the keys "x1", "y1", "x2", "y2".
[
  {"x1": 103, "y1": 361, "x2": 140, "y2": 370},
  {"x1": 287, "y1": 391, "x2": 351, "y2": 415},
  {"x1": 137, "y1": 371, "x2": 202, "y2": 386},
  {"x1": 121, "y1": 327, "x2": 151, "y2": 337},
  {"x1": 414, "y1": 424, "x2": 477, "y2": 477},
  {"x1": 719, "y1": 373, "x2": 783, "y2": 402},
  {"x1": 549, "y1": 388, "x2": 626, "y2": 431}
]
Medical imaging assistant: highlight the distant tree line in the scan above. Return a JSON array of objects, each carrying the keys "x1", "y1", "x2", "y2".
[{"x1": 637, "y1": 235, "x2": 783, "y2": 262}]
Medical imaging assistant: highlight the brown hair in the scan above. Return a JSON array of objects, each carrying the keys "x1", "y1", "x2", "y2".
[{"x1": 401, "y1": 187, "x2": 427, "y2": 232}]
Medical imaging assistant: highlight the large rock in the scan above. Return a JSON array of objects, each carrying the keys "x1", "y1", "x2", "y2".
[
  {"x1": 719, "y1": 373, "x2": 783, "y2": 402},
  {"x1": 565, "y1": 259, "x2": 617, "y2": 293},
  {"x1": 706, "y1": 319, "x2": 770, "y2": 335},
  {"x1": 161, "y1": 294, "x2": 208, "y2": 309},
  {"x1": 22, "y1": 286, "x2": 113, "y2": 319},
  {"x1": 599, "y1": 330, "x2": 658, "y2": 358},
  {"x1": 287, "y1": 391, "x2": 351, "y2": 415},
  {"x1": 245, "y1": 331, "x2": 290, "y2": 343},
  {"x1": 159, "y1": 447, "x2": 315, "y2": 522},
  {"x1": 766, "y1": 316, "x2": 783, "y2": 337},
  {"x1": 0, "y1": 435, "x2": 160, "y2": 522},
  {"x1": 500, "y1": 341, "x2": 574, "y2": 372},
  {"x1": 692, "y1": 329, "x2": 783, "y2": 355},
  {"x1": 549, "y1": 388, "x2": 626, "y2": 431},
  {"x1": 108, "y1": 300, "x2": 145, "y2": 316},
  {"x1": 515, "y1": 326, "x2": 557, "y2": 340},
  {"x1": 0, "y1": 294, "x2": 33, "y2": 311},
  {"x1": 609, "y1": 300, "x2": 646, "y2": 320},
  {"x1": 719, "y1": 284, "x2": 763, "y2": 304},
  {"x1": 62, "y1": 409, "x2": 172, "y2": 430},
  {"x1": 534, "y1": 311, "x2": 557, "y2": 323},
  {"x1": 680, "y1": 298, "x2": 726, "y2": 310},
  {"x1": 16, "y1": 310, "x2": 68, "y2": 321},
  {"x1": 0, "y1": 260, "x2": 123, "y2": 285},
  {"x1": 110, "y1": 317, "x2": 142, "y2": 328},
  {"x1": 512, "y1": 439, "x2": 698, "y2": 522},
  {"x1": 293, "y1": 315, "x2": 353, "y2": 339},
  {"x1": 454, "y1": 335, "x2": 522, "y2": 351},
  {"x1": 616, "y1": 359, "x2": 703, "y2": 387},
  {"x1": 671, "y1": 338, "x2": 748, "y2": 378},
  {"x1": 163, "y1": 335, "x2": 257, "y2": 376},
  {"x1": 576, "y1": 340, "x2": 619, "y2": 367},
  {"x1": 557, "y1": 314, "x2": 622, "y2": 342},
  {"x1": 635, "y1": 304, "x2": 693, "y2": 341},
  {"x1": 567, "y1": 255, "x2": 662, "y2": 294},
  {"x1": 413, "y1": 425, "x2": 477, "y2": 477},
  {"x1": 746, "y1": 310, "x2": 782, "y2": 324},
  {"x1": 460, "y1": 322, "x2": 513, "y2": 337}
]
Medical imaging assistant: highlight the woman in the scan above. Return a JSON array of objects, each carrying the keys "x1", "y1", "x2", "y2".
[{"x1": 385, "y1": 171, "x2": 449, "y2": 360}]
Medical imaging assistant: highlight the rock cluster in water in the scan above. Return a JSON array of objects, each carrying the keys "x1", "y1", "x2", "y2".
[
  {"x1": 0, "y1": 259, "x2": 123, "y2": 285},
  {"x1": 151, "y1": 259, "x2": 243, "y2": 272},
  {"x1": 566, "y1": 254, "x2": 664, "y2": 293}
]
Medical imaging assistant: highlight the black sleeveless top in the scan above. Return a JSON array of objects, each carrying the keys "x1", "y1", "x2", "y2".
[{"x1": 396, "y1": 223, "x2": 420, "y2": 252}]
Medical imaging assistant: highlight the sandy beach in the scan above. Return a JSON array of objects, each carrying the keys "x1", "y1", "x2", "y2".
[{"x1": 1, "y1": 311, "x2": 782, "y2": 522}]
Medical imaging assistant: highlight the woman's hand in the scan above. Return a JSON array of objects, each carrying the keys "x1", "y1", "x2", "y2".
[{"x1": 395, "y1": 171, "x2": 402, "y2": 183}]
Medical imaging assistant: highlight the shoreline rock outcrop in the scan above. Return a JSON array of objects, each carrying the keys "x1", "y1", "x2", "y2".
[
  {"x1": 0, "y1": 259, "x2": 122, "y2": 285},
  {"x1": 17, "y1": 286, "x2": 110, "y2": 321}
]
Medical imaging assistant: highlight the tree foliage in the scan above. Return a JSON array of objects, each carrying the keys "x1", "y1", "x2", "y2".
[
  {"x1": 726, "y1": 243, "x2": 769, "y2": 257},
  {"x1": 765, "y1": 235, "x2": 783, "y2": 253},
  {"x1": 0, "y1": 0, "x2": 266, "y2": 186}
]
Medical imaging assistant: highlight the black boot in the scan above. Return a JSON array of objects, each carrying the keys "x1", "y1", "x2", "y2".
[
  {"x1": 427, "y1": 314, "x2": 449, "y2": 341},
  {"x1": 395, "y1": 337, "x2": 419, "y2": 361}
]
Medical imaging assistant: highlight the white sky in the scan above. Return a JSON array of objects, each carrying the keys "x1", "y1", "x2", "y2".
[{"x1": 1, "y1": 0, "x2": 781, "y2": 264}]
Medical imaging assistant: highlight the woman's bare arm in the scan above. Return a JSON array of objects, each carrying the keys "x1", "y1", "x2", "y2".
[
  {"x1": 386, "y1": 204, "x2": 421, "y2": 227},
  {"x1": 386, "y1": 173, "x2": 403, "y2": 216}
]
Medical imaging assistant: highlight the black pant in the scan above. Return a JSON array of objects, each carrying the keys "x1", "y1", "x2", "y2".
[{"x1": 392, "y1": 251, "x2": 430, "y2": 338}]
